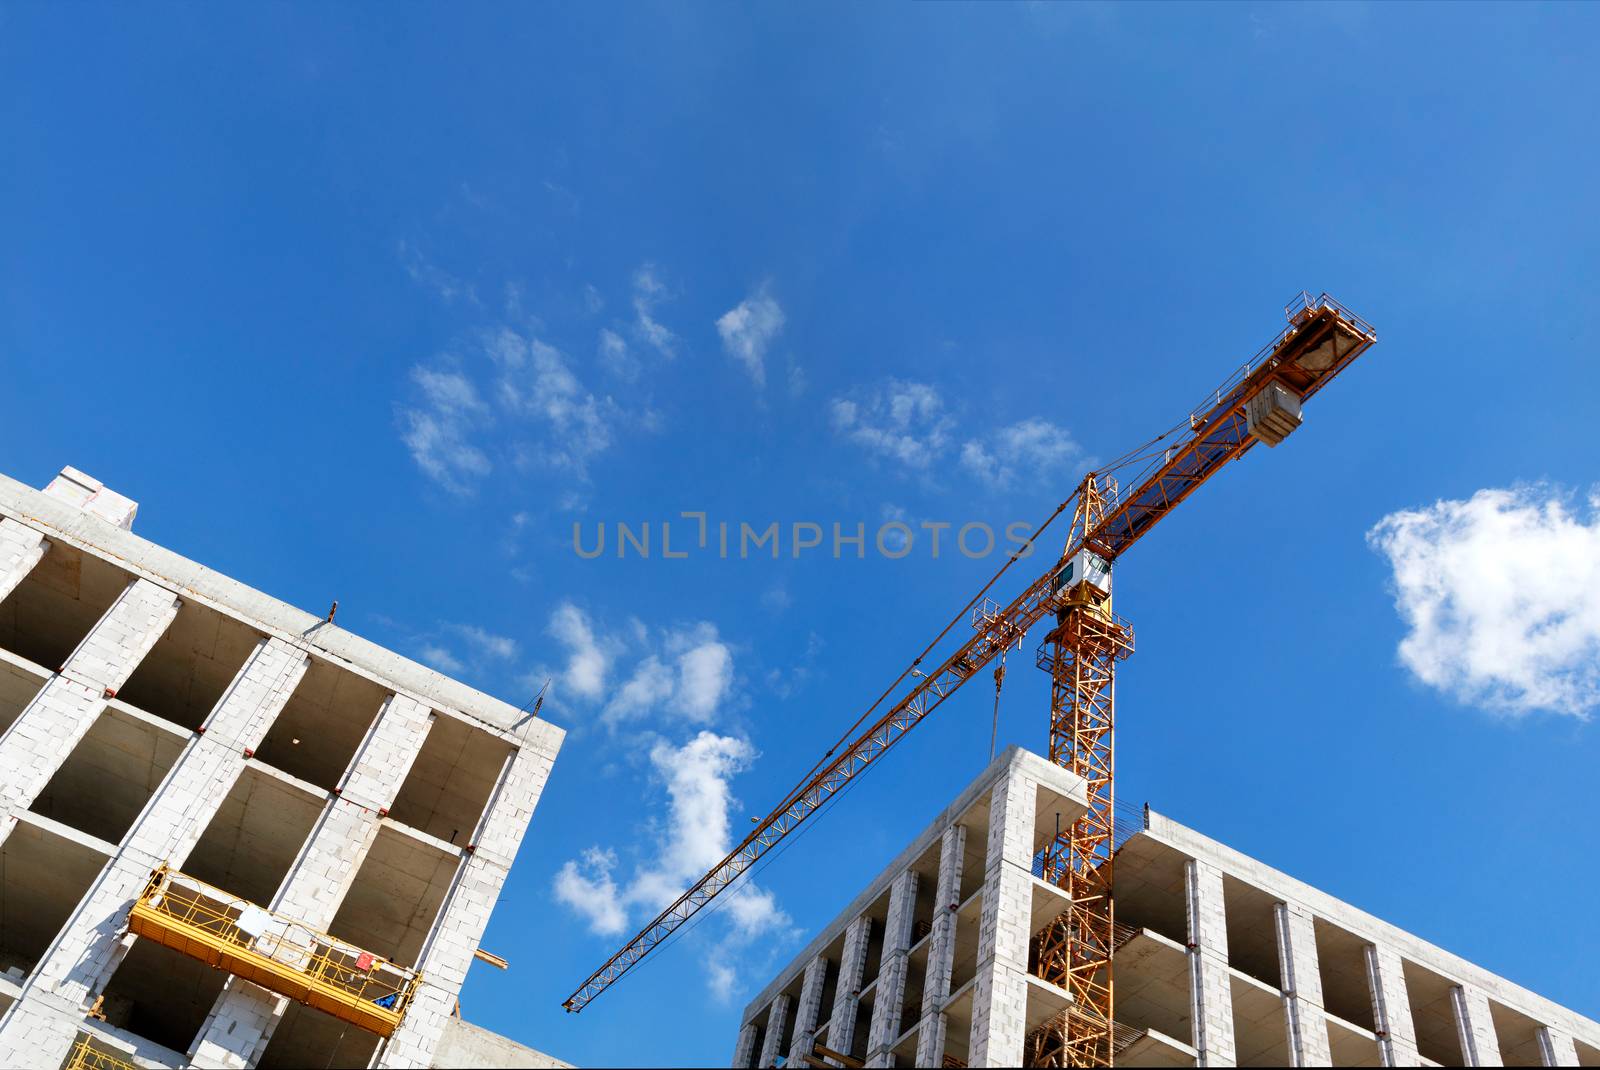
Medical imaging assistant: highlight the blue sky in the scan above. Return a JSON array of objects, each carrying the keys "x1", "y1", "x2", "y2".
[{"x1": 4, "y1": 3, "x2": 1599, "y2": 1066}]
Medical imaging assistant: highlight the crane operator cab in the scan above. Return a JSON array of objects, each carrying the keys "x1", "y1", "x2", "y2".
[{"x1": 1054, "y1": 548, "x2": 1112, "y2": 611}]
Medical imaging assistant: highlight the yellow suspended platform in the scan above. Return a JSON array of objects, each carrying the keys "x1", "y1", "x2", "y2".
[
  {"x1": 128, "y1": 865, "x2": 420, "y2": 1037},
  {"x1": 65, "y1": 1037, "x2": 138, "y2": 1070}
]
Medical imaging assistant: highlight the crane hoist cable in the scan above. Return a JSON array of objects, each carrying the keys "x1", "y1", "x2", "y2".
[{"x1": 990, "y1": 655, "x2": 1007, "y2": 762}]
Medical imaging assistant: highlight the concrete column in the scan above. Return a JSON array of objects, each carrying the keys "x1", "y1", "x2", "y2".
[
  {"x1": 825, "y1": 913, "x2": 873, "y2": 1065},
  {"x1": 0, "y1": 578, "x2": 180, "y2": 820},
  {"x1": 968, "y1": 766, "x2": 1034, "y2": 1069},
  {"x1": 915, "y1": 821, "x2": 966, "y2": 1067},
  {"x1": 758, "y1": 993, "x2": 794, "y2": 1068},
  {"x1": 732, "y1": 1021, "x2": 759, "y2": 1068},
  {"x1": 23, "y1": 638, "x2": 310, "y2": 1006},
  {"x1": 192, "y1": 693, "x2": 436, "y2": 1069},
  {"x1": 0, "y1": 518, "x2": 47, "y2": 604},
  {"x1": 1186, "y1": 859, "x2": 1237, "y2": 1068},
  {"x1": 1364, "y1": 943, "x2": 1420, "y2": 1067},
  {"x1": 866, "y1": 868, "x2": 920, "y2": 1065},
  {"x1": 1537, "y1": 1026, "x2": 1580, "y2": 1067},
  {"x1": 786, "y1": 955, "x2": 830, "y2": 1067},
  {"x1": 1451, "y1": 984, "x2": 1504, "y2": 1066},
  {"x1": 372, "y1": 735, "x2": 556, "y2": 1070},
  {"x1": 1273, "y1": 902, "x2": 1331, "y2": 1067}
]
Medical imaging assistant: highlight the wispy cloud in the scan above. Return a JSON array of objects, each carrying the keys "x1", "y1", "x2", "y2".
[
  {"x1": 499, "y1": 336, "x2": 620, "y2": 477},
  {"x1": 1368, "y1": 485, "x2": 1600, "y2": 718},
  {"x1": 960, "y1": 418, "x2": 1083, "y2": 487},
  {"x1": 398, "y1": 367, "x2": 493, "y2": 495},
  {"x1": 418, "y1": 644, "x2": 465, "y2": 674},
  {"x1": 633, "y1": 264, "x2": 680, "y2": 359},
  {"x1": 716, "y1": 286, "x2": 785, "y2": 388},
  {"x1": 447, "y1": 623, "x2": 518, "y2": 662},
  {"x1": 830, "y1": 380, "x2": 953, "y2": 471},
  {"x1": 400, "y1": 326, "x2": 628, "y2": 492},
  {"x1": 597, "y1": 327, "x2": 638, "y2": 381},
  {"x1": 398, "y1": 240, "x2": 479, "y2": 306}
]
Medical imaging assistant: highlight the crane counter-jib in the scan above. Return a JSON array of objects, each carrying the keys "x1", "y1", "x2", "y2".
[{"x1": 562, "y1": 291, "x2": 1376, "y2": 1015}]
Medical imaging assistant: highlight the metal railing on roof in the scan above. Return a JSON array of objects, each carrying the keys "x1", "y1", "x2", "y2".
[{"x1": 127, "y1": 865, "x2": 421, "y2": 1037}]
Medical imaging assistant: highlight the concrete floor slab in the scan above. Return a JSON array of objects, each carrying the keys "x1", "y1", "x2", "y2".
[
  {"x1": 1229, "y1": 968, "x2": 1290, "y2": 1066},
  {"x1": 1117, "y1": 1027, "x2": 1198, "y2": 1068},
  {"x1": 1326, "y1": 1011, "x2": 1383, "y2": 1067},
  {"x1": 1114, "y1": 929, "x2": 1192, "y2": 1044}
]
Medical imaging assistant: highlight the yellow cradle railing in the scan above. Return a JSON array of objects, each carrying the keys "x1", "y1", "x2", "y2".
[
  {"x1": 64, "y1": 1037, "x2": 138, "y2": 1070},
  {"x1": 127, "y1": 865, "x2": 420, "y2": 1037}
]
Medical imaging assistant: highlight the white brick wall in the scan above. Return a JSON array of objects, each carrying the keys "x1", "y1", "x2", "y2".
[
  {"x1": 865, "y1": 868, "x2": 918, "y2": 1065},
  {"x1": 1453, "y1": 983, "x2": 1505, "y2": 1066},
  {"x1": 339, "y1": 694, "x2": 436, "y2": 813},
  {"x1": 732, "y1": 1021, "x2": 759, "y2": 1068},
  {"x1": 372, "y1": 736, "x2": 556, "y2": 1070},
  {"x1": 1365, "y1": 942, "x2": 1420, "y2": 1067},
  {"x1": 1274, "y1": 901, "x2": 1331, "y2": 1067},
  {"x1": 756, "y1": 992, "x2": 792, "y2": 1068},
  {"x1": 0, "y1": 578, "x2": 180, "y2": 815},
  {"x1": 0, "y1": 517, "x2": 47, "y2": 605},
  {"x1": 969, "y1": 768, "x2": 1034, "y2": 1069},
  {"x1": 915, "y1": 822, "x2": 965, "y2": 1068},
  {"x1": 824, "y1": 913, "x2": 872, "y2": 1066},
  {"x1": 1538, "y1": 1026, "x2": 1580, "y2": 1066},
  {"x1": 28, "y1": 638, "x2": 310, "y2": 1008},
  {"x1": 1187, "y1": 858, "x2": 1237, "y2": 1068},
  {"x1": 786, "y1": 954, "x2": 830, "y2": 1067},
  {"x1": 0, "y1": 993, "x2": 83, "y2": 1070},
  {"x1": 193, "y1": 690, "x2": 431, "y2": 1069}
]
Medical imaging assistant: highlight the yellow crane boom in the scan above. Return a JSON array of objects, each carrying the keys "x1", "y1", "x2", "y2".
[{"x1": 564, "y1": 292, "x2": 1377, "y2": 1065}]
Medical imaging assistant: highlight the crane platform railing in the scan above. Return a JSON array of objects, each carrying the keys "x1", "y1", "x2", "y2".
[
  {"x1": 1030, "y1": 808, "x2": 1147, "y2": 882},
  {"x1": 63, "y1": 1037, "x2": 138, "y2": 1070},
  {"x1": 127, "y1": 865, "x2": 420, "y2": 1037}
]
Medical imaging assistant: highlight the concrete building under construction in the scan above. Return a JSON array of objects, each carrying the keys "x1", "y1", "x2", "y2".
[
  {"x1": 733, "y1": 747, "x2": 1600, "y2": 1069},
  {"x1": 0, "y1": 467, "x2": 566, "y2": 1069}
]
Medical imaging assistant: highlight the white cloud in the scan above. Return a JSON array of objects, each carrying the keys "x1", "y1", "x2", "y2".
[
  {"x1": 553, "y1": 731, "x2": 791, "y2": 1001},
  {"x1": 716, "y1": 287, "x2": 785, "y2": 388},
  {"x1": 761, "y1": 582, "x2": 792, "y2": 612},
  {"x1": 597, "y1": 327, "x2": 638, "y2": 381},
  {"x1": 447, "y1": 623, "x2": 518, "y2": 661},
  {"x1": 597, "y1": 622, "x2": 735, "y2": 727},
  {"x1": 549, "y1": 602, "x2": 611, "y2": 701},
  {"x1": 1368, "y1": 485, "x2": 1600, "y2": 717},
  {"x1": 633, "y1": 264, "x2": 680, "y2": 359},
  {"x1": 553, "y1": 848, "x2": 627, "y2": 936},
  {"x1": 418, "y1": 644, "x2": 464, "y2": 674},
  {"x1": 602, "y1": 655, "x2": 677, "y2": 724},
  {"x1": 398, "y1": 240, "x2": 479, "y2": 306},
  {"x1": 398, "y1": 367, "x2": 492, "y2": 494},
  {"x1": 961, "y1": 418, "x2": 1082, "y2": 487},
  {"x1": 500, "y1": 337, "x2": 619, "y2": 476},
  {"x1": 399, "y1": 325, "x2": 628, "y2": 490},
  {"x1": 677, "y1": 638, "x2": 734, "y2": 721},
  {"x1": 830, "y1": 380, "x2": 953, "y2": 471}
]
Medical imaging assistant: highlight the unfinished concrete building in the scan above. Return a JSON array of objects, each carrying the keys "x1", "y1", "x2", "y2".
[
  {"x1": 0, "y1": 467, "x2": 567, "y2": 1070},
  {"x1": 734, "y1": 747, "x2": 1600, "y2": 1069}
]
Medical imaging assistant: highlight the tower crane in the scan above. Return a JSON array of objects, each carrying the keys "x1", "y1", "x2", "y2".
[{"x1": 564, "y1": 292, "x2": 1378, "y2": 1067}]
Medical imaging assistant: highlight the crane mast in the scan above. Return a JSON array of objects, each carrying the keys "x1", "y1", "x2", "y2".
[{"x1": 564, "y1": 293, "x2": 1377, "y2": 1070}]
